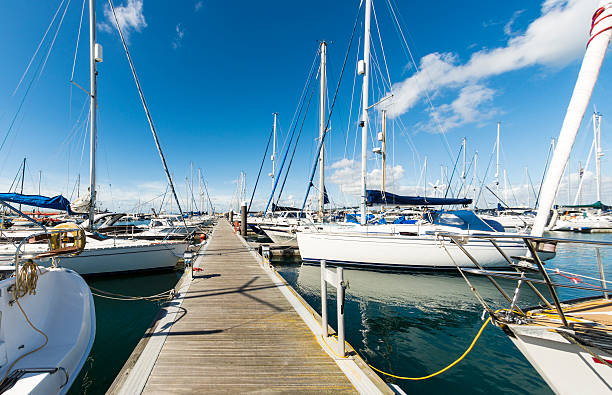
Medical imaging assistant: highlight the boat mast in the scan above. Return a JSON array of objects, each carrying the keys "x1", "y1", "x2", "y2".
[
  {"x1": 424, "y1": 156, "x2": 428, "y2": 197},
  {"x1": 382, "y1": 109, "x2": 387, "y2": 193},
  {"x1": 359, "y1": 0, "x2": 372, "y2": 225},
  {"x1": 472, "y1": 152, "x2": 478, "y2": 207},
  {"x1": 495, "y1": 122, "x2": 500, "y2": 200},
  {"x1": 461, "y1": 137, "x2": 466, "y2": 182},
  {"x1": 532, "y1": 1, "x2": 612, "y2": 236},
  {"x1": 271, "y1": 113, "x2": 277, "y2": 187},
  {"x1": 595, "y1": 112, "x2": 603, "y2": 203},
  {"x1": 525, "y1": 167, "x2": 530, "y2": 208},
  {"x1": 88, "y1": 0, "x2": 98, "y2": 230},
  {"x1": 19, "y1": 157, "x2": 25, "y2": 211},
  {"x1": 318, "y1": 41, "x2": 327, "y2": 220},
  {"x1": 198, "y1": 168, "x2": 202, "y2": 213}
]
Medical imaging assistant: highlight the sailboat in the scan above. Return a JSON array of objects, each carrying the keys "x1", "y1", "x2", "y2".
[
  {"x1": 457, "y1": 2, "x2": 612, "y2": 393},
  {"x1": 295, "y1": 0, "x2": 552, "y2": 270},
  {"x1": 0, "y1": 0, "x2": 187, "y2": 276}
]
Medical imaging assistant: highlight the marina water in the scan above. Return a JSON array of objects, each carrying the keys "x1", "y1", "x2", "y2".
[{"x1": 69, "y1": 232, "x2": 610, "y2": 393}]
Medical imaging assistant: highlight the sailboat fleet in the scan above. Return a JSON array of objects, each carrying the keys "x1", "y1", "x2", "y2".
[{"x1": 2, "y1": 0, "x2": 612, "y2": 393}]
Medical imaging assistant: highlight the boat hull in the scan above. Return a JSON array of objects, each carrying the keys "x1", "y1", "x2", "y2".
[
  {"x1": 0, "y1": 267, "x2": 95, "y2": 394},
  {"x1": 296, "y1": 231, "x2": 535, "y2": 269},
  {"x1": 51, "y1": 243, "x2": 186, "y2": 276},
  {"x1": 508, "y1": 324, "x2": 612, "y2": 394},
  {"x1": 259, "y1": 226, "x2": 298, "y2": 246}
]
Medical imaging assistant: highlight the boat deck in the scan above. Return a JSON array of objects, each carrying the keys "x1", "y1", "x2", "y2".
[{"x1": 109, "y1": 219, "x2": 390, "y2": 394}]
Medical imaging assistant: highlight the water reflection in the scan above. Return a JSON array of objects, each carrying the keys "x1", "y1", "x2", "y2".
[{"x1": 274, "y1": 232, "x2": 612, "y2": 394}]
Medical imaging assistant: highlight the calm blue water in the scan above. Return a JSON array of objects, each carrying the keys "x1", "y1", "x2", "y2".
[{"x1": 272, "y1": 231, "x2": 612, "y2": 394}]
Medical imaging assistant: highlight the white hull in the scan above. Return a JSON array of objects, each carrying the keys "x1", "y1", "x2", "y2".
[
  {"x1": 296, "y1": 230, "x2": 535, "y2": 269},
  {"x1": 50, "y1": 242, "x2": 186, "y2": 275},
  {"x1": 0, "y1": 267, "x2": 95, "y2": 394},
  {"x1": 509, "y1": 324, "x2": 612, "y2": 394},
  {"x1": 552, "y1": 217, "x2": 612, "y2": 232},
  {"x1": 0, "y1": 241, "x2": 186, "y2": 276},
  {"x1": 260, "y1": 226, "x2": 298, "y2": 246}
]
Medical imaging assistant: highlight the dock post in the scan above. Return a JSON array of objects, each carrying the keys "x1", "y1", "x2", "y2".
[
  {"x1": 229, "y1": 210, "x2": 233, "y2": 224},
  {"x1": 240, "y1": 201, "x2": 247, "y2": 236},
  {"x1": 320, "y1": 259, "x2": 328, "y2": 338},
  {"x1": 337, "y1": 267, "x2": 345, "y2": 357}
]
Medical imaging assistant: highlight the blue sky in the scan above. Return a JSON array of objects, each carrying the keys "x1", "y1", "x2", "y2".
[{"x1": 0, "y1": 0, "x2": 610, "y2": 212}]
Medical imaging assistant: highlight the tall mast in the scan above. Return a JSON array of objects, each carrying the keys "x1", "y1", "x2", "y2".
[
  {"x1": 472, "y1": 152, "x2": 478, "y2": 207},
  {"x1": 461, "y1": 137, "x2": 466, "y2": 182},
  {"x1": 19, "y1": 157, "x2": 25, "y2": 211},
  {"x1": 359, "y1": 0, "x2": 372, "y2": 225},
  {"x1": 198, "y1": 168, "x2": 202, "y2": 213},
  {"x1": 595, "y1": 112, "x2": 603, "y2": 203},
  {"x1": 318, "y1": 41, "x2": 327, "y2": 220},
  {"x1": 503, "y1": 169, "x2": 508, "y2": 205},
  {"x1": 424, "y1": 156, "x2": 428, "y2": 197},
  {"x1": 271, "y1": 113, "x2": 277, "y2": 187},
  {"x1": 89, "y1": 0, "x2": 98, "y2": 229},
  {"x1": 382, "y1": 109, "x2": 387, "y2": 193},
  {"x1": 191, "y1": 161, "x2": 194, "y2": 213},
  {"x1": 525, "y1": 167, "x2": 530, "y2": 208},
  {"x1": 532, "y1": 1, "x2": 612, "y2": 236},
  {"x1": 495, "y1": 122, "x2": 500, "y2": 199}
]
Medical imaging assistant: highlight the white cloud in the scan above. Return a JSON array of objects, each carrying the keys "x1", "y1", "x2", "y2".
[
  {"x1": 328, "y1": 158, "x2": 404, "y2": 195},
  {"x1": 172, "y1": 24, "x2": 185, "y2": 49},
  {"x1": 101, "y1": 0, "x2": 147, "y2": 40},
  {"x1": 384, "y1": 0, "x2": 598, "y2": 125},
  {"x1": 195, "y1": 1, "x2": 203, "y2": 11},
  {"x1": 417, "y1": 84, "x2": 497, "y2": 133},
  {"x1": 504, "y1": 9, "x2": 525, "y2": 36}
]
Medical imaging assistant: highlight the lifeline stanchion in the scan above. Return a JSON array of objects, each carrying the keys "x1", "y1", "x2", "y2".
[{"x1": 320, "y1": 259, "x2": 349, "y2": 357}]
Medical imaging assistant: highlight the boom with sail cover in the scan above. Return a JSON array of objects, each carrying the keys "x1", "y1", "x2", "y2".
[
  {"x1": 0, "y1": 193, "x2": 73, "y2": 213},
  {"x1": 366, "y1": 190, "x2": 472, "y2": 206}
]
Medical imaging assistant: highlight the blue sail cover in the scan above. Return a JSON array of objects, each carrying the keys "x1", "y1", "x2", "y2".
[
  {"x1": 0, "y1": 193, "x2": 73, "y2": 213},
  {"x1": 366, "y1": 190, "x2": 472, "y2": 206}
]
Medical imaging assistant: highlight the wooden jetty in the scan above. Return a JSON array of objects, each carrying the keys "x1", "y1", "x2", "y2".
[{"x1": 108, "y1": 219, "x2": 392, "y2": 394}]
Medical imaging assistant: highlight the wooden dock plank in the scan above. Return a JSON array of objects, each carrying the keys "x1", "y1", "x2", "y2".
[{"x1": 140, "y1": 220, "x2": 359, "y2": 394}]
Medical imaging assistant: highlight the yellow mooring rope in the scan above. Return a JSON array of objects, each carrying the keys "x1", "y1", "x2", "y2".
[
  {"x1": 263, "y1": 257, "x2": 492, "y2": 381},
  {"x1": 366, "y1": 317, "x2": 491, "y2": 380}
]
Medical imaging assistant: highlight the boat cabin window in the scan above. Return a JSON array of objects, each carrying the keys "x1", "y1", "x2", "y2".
[{"x1": 435, "y1": 213, "x2": 465, "y2": 227}]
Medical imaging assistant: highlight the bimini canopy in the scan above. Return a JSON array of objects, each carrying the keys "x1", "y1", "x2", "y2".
[
  {"x1": 366, "y1": 190, "x2": 472, "y2": 206},
  {"x1": 563, "y1": 201, "x2": 610, "y2": 210},
  {"x1": 427, "y1": 210, "x2": 502, "y2": 232},
  {"x1": 0, "y1": 193, "x2": 73, "y2": 214}
]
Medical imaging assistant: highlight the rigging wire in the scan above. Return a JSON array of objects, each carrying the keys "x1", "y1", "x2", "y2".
[
  {"x1": 36, "y1": 0, "x2": 73, "y2": 83},
  {"x1": 276, "y1": 81, "x2": 317, "y2": 205},
  {"x1": 108, "y1": 0, "x2": 187, "y2": 227},
  {"x1": 300, "y1": 0, "x2": 364, "y2": 213},
  {"x1": 343, "y1": 35, "x2": 361, "y2": 160},
  {"x1": 12, "y1": 0, "x2": 66, "y2": 96},
  {"x1": 384, "y1": 0, "x2": 454, "y2": 161},
  {"x1": 264, "y1": 45, "x2": 321, "y2": 214},
  {"x1": 247, "y1": 127, "x2": 274, "y2": 212},
  {"x1": 69, "y1": 0, "x2": 87, "y2": 124}
]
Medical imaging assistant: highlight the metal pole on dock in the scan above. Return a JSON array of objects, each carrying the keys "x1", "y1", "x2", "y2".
[
  {"x1": 318, "y1": 41, "x2": 327, "y2": 221},
  {"x1": 320, "y1": 259, "x2": 328, "y2": 338},
  {"x1": 240, "y1": 201, "x2": 247, "y2": 236},
  {"x1": 597, "y1": 247, "x2": 608, "y2": 299},
  {"x1": 336, "y1": 267, "x2": 345, "y2": 357}
]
